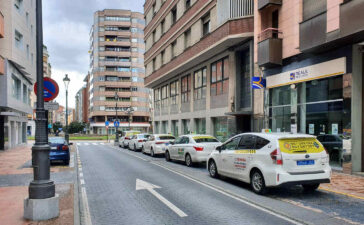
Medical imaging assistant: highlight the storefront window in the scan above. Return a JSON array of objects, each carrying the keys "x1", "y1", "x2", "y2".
[
  {"x1": 195, "y1": 118, "x2": 206, "y2": 134},
  {"x1": 181, "y1": 75, "x2": 190, "y2": 103},
  {"x1": 213, "y1": 117, "x2": 228, "y2": 142},
  {"x1": 182, "y1": 119, "x2": 190, "y2": 134},
  {"x1": 171, "y1": 120, "x2": 178, "y2": 136},
  {"x1": 269, "y1": 75, "x2": 352, "y2": 169}
]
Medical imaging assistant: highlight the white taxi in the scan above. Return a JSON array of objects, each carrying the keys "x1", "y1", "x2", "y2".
[
  {"x1": 166, "y1": 135, "x2": 221, "y2": 167},
  {"x1": 207, "y1": 132, "x2": 331, "y2": 194},
  {"x1": 142, "y1": 134, "x2": 176, "y2": 157}
]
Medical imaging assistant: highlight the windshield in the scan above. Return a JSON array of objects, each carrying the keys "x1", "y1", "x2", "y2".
[
  {"x1": 193, "y1": 136, "x2": 219, "y2": 143},
  {"x1": 138, "y1": 134, "x2": 150, "y2": 139},
  {"x1": 48, "y1": 137, "x2": 65, "y2": 144},
  {"x1": 158, "y1": 136, "x2": 175, "y2": 140}
]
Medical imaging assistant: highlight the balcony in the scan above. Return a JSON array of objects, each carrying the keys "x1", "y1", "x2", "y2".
[
  {"x1": 299, "y1": 12, "x2": 326, "y2": 52},
  {"x1": 0, "y1": 11, "x2": 4, "y2": 38},
  {"x1": 257, "y1": 28, "x2": 282, "y2": 67},
  {"x1": 217, "y1": 0, "x2": 254, "y2": 25},
  {"x1": 258, "y1": 0, "x2": 282, "y2": 10},
  {"x1": 340, "y1": 0, "x2": 364, "y2": 38}
]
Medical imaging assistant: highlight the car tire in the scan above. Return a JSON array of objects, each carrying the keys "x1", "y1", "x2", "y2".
[
  {"x1": 64, "y1": 160, "x2": 70, "y2": 166},
  {"x1": 302, "y1": 183, "x2": 320, "y2": 192},
  {"x1": 151, "y1": 148, "x2": 155, "y2": 157},
  {"x1": 165, "y1": 151, "x2": 171, "y2": 162},
  {"x1": 208, "y1": 160, "x2": 219, "y2": 178},
  {"x1": 134, "y1": 144, "x2": 137, "y2": 151},
  {"x1": 185, "y1": 154, "x2": 193, "y2": 167},
  {"x1": 141, "y1": 146, "x2": 145, "y2": 154},
  {"x1": 250, "y1": 170, "x2": 267, "y2": 195}
]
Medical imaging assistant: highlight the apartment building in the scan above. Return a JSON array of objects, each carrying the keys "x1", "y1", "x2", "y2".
[
  {"x1": 89, "y1": 9, "x2": 150, "y2": 134},
  {"x1": 144, "y1": 0, "x2": 255, "y2": 141},
  {"x1": 255, "y1": 0, "x2": 364, "y2": 173},
  {"x1": 75, "y1": 79, "x2": 89, "y2": 124},
  {"x1": 0, "y1": 0, "x2": 36, "y2": 150},
  {"x1": 43, "y1": 45, "x2": 51, "y2": 78}
]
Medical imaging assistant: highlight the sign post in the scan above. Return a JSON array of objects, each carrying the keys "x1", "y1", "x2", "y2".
[{"x1": 105, "y1": 121, "x2": 110, "y2": 142}]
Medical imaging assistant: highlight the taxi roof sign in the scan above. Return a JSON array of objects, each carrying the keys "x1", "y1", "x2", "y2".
[{"x1": 262, "y1": 129, "x2": 272, "y2": 133}]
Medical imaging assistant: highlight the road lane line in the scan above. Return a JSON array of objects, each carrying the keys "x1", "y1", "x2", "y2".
[
  {"x1": 319, "y1": 187, "x2": 364, "y2": 200},
  {"x1": 151, "y1": 162, "x2": 303, "y2": 225},
  {"x1": 84, "y1": 143, "x2": 90, "y2": 146},
  {"x1": 92, "y1": 143, "x2": 98, "y2": 145},
  {"x1": 81, "y1": 186, "x2": 93, "y2": 225}
]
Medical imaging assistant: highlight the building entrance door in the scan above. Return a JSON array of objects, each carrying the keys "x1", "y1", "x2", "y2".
[{"x1": 236, "y1": 115, "x2": 251, "y2": 134}]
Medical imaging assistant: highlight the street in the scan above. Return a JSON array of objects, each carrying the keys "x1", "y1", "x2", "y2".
[{"x1": 76, "y1": 143, "x2": 364, "y2": 225}]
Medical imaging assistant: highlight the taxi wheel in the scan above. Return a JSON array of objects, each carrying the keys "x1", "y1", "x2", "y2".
[
  {"x1": 141, "y1": 146, "x2": 145, "y2": 154},
  {"x1": 250, "y1": 170, "x2": 267, "y2": 195},
  {"x1": 302, "y1": 183, "x2": 320, "y2": 192},
  {"x1": 134, "y1": 144, "x2": 137, "y2": 151},
  {"x1": 185, "y1": 154, "x2": 193, "y2": 167},
  {"x1": 208, "y1": 160, "x2": 219, "y2": 178},
  {"x1": 165, "y1": 151, "x2": 171, "y2": 162}
]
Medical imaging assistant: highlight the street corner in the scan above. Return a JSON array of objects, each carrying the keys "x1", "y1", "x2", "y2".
[{"x1": 0, "y1": 145, "x2": 33, "y2": 175}]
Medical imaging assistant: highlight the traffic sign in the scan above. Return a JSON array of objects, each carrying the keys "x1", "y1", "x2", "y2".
[
  {"x1": 114, "y1": 121, "x2": 120, "y2": 128},
  {"x1": 105, "y1": 121, "x2": 110, "y2": 127},
  {"x1": 34, "y1": 77, "x2": 59, "y2": 102},
  {"x1": 44, "y1": 102, "x2": 59, "y2": 111}
]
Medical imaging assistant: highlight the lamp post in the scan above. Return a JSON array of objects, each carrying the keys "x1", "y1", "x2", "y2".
[
  {"x1": 123, "y1": 107, "x2": 134, "y2": 130},
  {"x1": 63, "y1": 74, "x2": 70, "y2": 144},
  {"x1": 114, "y1": 91, "x2": 119, "y2": 146},
  {"x1": 24, "y1": 0, "x2": 58, "y2": 220}
]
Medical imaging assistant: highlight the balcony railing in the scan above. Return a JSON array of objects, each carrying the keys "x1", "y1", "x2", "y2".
[
  {"x1": 258, "y1": 28, "x2": 283, "y2": 67},
  {"x1": 217, "y1": 0, "x2": 254, "y2": 25},
  {"x1": 258, "y1": 28, "x2": 282, "y2": 42}
]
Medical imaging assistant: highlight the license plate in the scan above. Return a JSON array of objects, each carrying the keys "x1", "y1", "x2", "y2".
[
  {"x1": 51, "y1": 147, "x2": 57, "y2": 150},
  {"x1": 165, "y1": 143, "x2": 169, "y2": 146},
  {"x1": 297, "y1": 160, "x2": 314, "y2": 166}
]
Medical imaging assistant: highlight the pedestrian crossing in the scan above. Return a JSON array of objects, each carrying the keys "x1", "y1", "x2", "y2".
[{"x1": 76, "y1": 142, "x2": 107, "y2": 146}]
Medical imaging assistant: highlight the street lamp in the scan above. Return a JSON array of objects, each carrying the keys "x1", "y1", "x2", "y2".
[
  {"x1": 63, "y1": 74, "x2": 70, "y2": 144},
  {"x1": 24, "y1": 0, "x2": 58, "y2": 221},
  {"x1": 122, "y1": 107, "x2": 135, "y2": 130},
  {"x1": 114, "y1": 91, "x2": 119, "y2": 146}
]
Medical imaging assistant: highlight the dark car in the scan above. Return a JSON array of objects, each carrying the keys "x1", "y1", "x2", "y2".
[
  {"x1": 49, "y1": 137, "x2": 70, "y2": 165},
  {"x1": 317, "y1": 134, "x2": 343, "y2": 166}
]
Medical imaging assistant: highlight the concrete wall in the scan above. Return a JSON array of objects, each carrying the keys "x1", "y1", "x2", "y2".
[{"x1": 327, "y1": 0, "x2": 343, "y2": 33}]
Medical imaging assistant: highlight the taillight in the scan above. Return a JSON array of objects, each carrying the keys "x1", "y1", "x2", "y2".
[
  {"x1": 62, "y1": 146, "x2": 69, "y2": 151},
  {"x1": 270, "y1": 149, "x2": 283, "y2": 165},
  {"x1": 57, "y1": 146, "x2": 60, "y2": 150},
  {"x1": 155, "y1": 142, "x2": 164, "y2": 145},
  {"x1": 138, "y1": 140, "x2": 143, "y2": 143},
  {"x1": 125, "y1": 137, "x2": 130, "y2": 140},
  {"x1": 193, "y1": 146, "x2": 204, "y2": 151}
]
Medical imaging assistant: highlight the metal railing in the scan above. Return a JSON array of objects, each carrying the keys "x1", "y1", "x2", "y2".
[
  {"x1": 218, "y1": 0, "x2": 254, "y2": 25},
  {"x1": 258, "y1": 28, "x2": 283, "y2": 42}
]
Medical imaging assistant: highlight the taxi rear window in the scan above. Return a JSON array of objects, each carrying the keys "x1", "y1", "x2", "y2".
[
  {"x1": 279, "y1": 138, "x2": 325, "y2": 154},
  {"x1": 193, "y1": 136, "x2": 219, "y2": 143},
  {"x1": 158, "y1": 136, "x2": 175, "y2": 140}
]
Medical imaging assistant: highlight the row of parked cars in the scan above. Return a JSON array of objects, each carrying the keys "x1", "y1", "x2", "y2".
[{"x1": 119, "y1": 131, "x2": 331, "y2": 194}]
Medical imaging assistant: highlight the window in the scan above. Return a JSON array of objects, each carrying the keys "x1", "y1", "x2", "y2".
[
  {"x1": 181, "y1": 75, "x2": 190, "y2": 103},
  {"x1": 152, "y1": 58, "x2": 156, "y2": 72},
  {"x1": 185, "y1": 0, "x2": 191, "y2": 10},
  {"x1": 131, "y1": 27, "x2": 138, "y2": 33},
  {"x1": 202, "y1": 13, "x2": 211, "y2": 36},
  {"x1": 15, "y1": 30, "x2": 23, "y2": 49},
  {"x1": 180, "y1": 137, "x2": 190, "y2": 144},
  {"x1": 170, "y1": 80, "x2": 179, "y2": 105},
  {"x1": 152, "y1": 30, "x2": 156, "y2": 43},
  {"x1": 171, "y1": 7, "x2": 177, "y2": 24},
  {"x1": 194, "y1": 67, "x2": 207, "y2": 100},
  {"x1": 161, "y1": 50, "x2": 165, "y2": 65},
  {"x1": 238, "y1": 135, "x2": 256, "y2": 149},
  {"x1": 171, "y1": 41, "x2": 177, "y2": 58},
  {"x1": 26, "y1": 12, "x2": 29, "y2": 25},
  {"x1": 211, "y1": 57, "x2": 229, "y2": 96},
  {"x1": 303, "y1": 0, "x2": 327, "y2": 21},
  {"x1": 23, "y1": 84, "x2": 27, "y2": 104},
  {"x1": 12, "y1": 75, "x2": 21, "y2": 100},
  {"x1": 161, "y1": 85, "x2": 168, "y2": 107},
  {"x1": 184, "y1": 28, "x2": 191, "y2": 49},
  {"x1": 161, "y1": 19, "x2": 165, "y2": 35},
  {"x1": 223, "y1": 137, "x2": 241, "y2": 150},
  {"x1": 255, "y1": 137, "x2": 270, "y2": 149},
  {"x1": 14, "y1": 0, "x2": 23, "y2": 11},
  {"x1": 152, "y1": 3, "x2": 156, "y2": 16},
  {"x1": 105, "y1": 16, "x2": 130, "y2": 22}
]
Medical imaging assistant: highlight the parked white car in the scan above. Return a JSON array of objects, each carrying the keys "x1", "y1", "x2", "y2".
[
  {"x1": 119, "y1": 131, "x2": 140, "y2": 148},
  {"x1": 165, "y1": 135, "x2": 221, "y2": 167},
  {"x1": 207, "y1": 132, "x2": 331, "y2": 194},
  {"x1": 142, "y1": 134, "x2": 176, "y2": 157},
  {"x1": 129, "y1": 134, "x2": 151, "y2": 151}
]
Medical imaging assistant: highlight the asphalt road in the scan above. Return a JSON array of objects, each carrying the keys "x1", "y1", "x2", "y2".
[{"x1": 77, "y1": 142, "x2": 364, "y2": 225}]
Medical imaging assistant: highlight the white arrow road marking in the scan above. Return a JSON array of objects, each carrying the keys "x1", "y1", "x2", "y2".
[{"x1": 136, "y1": 179, "x2": 187, "y2": 218}]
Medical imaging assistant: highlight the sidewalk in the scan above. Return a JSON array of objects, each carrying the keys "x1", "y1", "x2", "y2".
[
  {"x1": 0, "y1": 144, "x2": 75, "y2": 225},
  {"x1": 320, "y1": 172, "x2": 364, "y2": 200}
]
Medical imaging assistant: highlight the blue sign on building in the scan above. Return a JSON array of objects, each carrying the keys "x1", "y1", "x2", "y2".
[
  {"x1": 252, "y1": 77, "x2": 266, "y2": 89},
  {"x1": 105, "y1": 121, "x2": 110, "y2": 127},
  {"x1": 114, "y1": 121, "x2": 120, "y2": 128}
]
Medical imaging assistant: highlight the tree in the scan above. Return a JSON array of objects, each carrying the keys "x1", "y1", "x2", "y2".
[{"x1": 68, "y1": 122, "x2": 85, "y2": 134}]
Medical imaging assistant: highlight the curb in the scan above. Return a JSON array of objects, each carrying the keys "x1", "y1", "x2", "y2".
[{"x1": 74, "y1": 144, "x2": 82, "y2": 225}]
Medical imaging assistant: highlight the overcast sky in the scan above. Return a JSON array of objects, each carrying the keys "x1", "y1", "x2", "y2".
[{"x1": 43, "y1": 0, "x2": 144, "y2": 109}]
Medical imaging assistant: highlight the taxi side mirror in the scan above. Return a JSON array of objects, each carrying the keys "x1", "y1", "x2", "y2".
[
  {"x1": 169, "y1": 141, "x2": 175, "y2": 145},
  {"x1": 216, "y1": 146, "x2": 222, "y2": 153}
]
